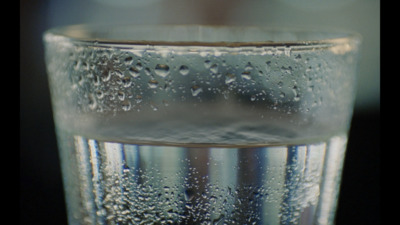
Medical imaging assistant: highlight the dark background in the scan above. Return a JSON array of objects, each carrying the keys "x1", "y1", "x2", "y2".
[{"x1": 20, "y1": 1, "x2": 379, "y2": 224}]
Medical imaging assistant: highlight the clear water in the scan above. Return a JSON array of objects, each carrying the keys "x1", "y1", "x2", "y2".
[{"x1": 56, "y1": 128, "x2": 346, "y2": 225}]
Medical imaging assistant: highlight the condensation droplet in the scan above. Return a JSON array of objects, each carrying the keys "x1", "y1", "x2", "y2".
[
  {"x1": 121, "y1": 99, "x2": 131, "y2": 111},
  {"x1": 135, "y1": 95, "x2": 143, "y2": 103},
  {"x1": 128, "y1": 66, "x2": 140, "y2": 78},
  {"x1": 265, "y1": 61, "x2": 272, "y2": 73},
  {"x1": 184, "y1": 189, "x2": 195, "y2": 201},
  {"x1": 81, "y1": 62, "x2": 89, "y2": 71},
  {"x1": 185, "y1": 203, "x2": 193, "y2": 210},
  {"x1": 150, "y1": 104, "x2": 158, "y2": 111},
  {"x1": 87, "y1": 70, "x2": 94, "y2": 79},
  {"x1": 245, "y1": 63, "x2": 253, "y2": 71},
  {"x1": 93, "y1": 76, "x2": 101, "y2": 86},
  {"x1": 148, "y1": 79, "x2": 159, "y2": 89},
  {"x1": 155, "y1": 64, "x2": 170, "y2": 78},
  {"x1": 113, "y1": 70, "x2": 124, "y2": 78},
  {"x1": 124, "y1": 56, "x2": 133, "y2": 65},
  {"x1": 250, "y1": 95, "x2": 256, "y2": 101},
  {"x1": 136, "y1": 62, "x2": 143, "y2": 70},
  {"x1": 144, "y1": 67, "x2": 151, "y2": 76},
  {"x1": 122, "y1": 76, "x2": 132, "y2": 87},
  {"x1": 204, "y1": 60, "x2": 211, "y2": 69},
  {"x1": 102, "y1": 70, "x2": 112, "y2": 82},
  {"x1": 225, "y1": 73, "x2": 236, "y2": 84},
  {"x1": 117, "y1": 91, "x2": 125, "y2": 101},
  {"x1": 88, "y1": 93, "x2": 97, "y2": 110},
  {"x1": 111, "y1": 54, "x2": 120, "y2": 64},
  {"x1": 210, "y1": 64, "x2": 218, "y2": 74},
  {"x1": 191, "y1": 85, "x2": 203, "y2": 97},
  {"x1": 241, "y1": 71, "x2": 251, "y2": 80},
  {"x1": 179, "y1": 65, "x2": 189, "y2": 76},
  {"x1": 77, "y1": 75, "x2": 84, "y2": 86},
  {"x1": 95, "y1": 90, "x2": 104, "y2": 99},
  {"x1": 292, "y1": 87, "x2": 300, "y2": 101},
  {"x1": 281, "y1": 66, "x2": 293, "y2": 75},
  {"x1": 73, "y1": 60, "x2": 80, "y2": 71}
]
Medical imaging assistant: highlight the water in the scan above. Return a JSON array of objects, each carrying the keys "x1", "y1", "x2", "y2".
[{"x1": 56, "y1": 127, "x2": 347, "y2": 225}]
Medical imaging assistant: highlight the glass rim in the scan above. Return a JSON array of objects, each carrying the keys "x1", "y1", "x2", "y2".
[{"x1": 43, "y1": 24, "x2": 361, "y2": 49}]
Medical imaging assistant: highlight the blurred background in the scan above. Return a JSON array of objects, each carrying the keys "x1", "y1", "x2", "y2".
[{"x1": 20, "y1": 0, "x2": 379, "y2": 224}]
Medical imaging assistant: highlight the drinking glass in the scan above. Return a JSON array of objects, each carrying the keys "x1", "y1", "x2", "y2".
[{"x1": 43, "y1": 24, "x2": 361, "y2": 225}]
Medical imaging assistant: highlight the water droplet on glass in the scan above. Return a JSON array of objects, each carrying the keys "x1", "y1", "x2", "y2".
[
  {"x1": 225, "y1": 73, "x2": 236, "y2": 84},
  {"x1": 265, "y1": 61, "x2": 272, "y2": 73},
  {"x1": 117, "y1": 91, "x2": 125, "y2": 101},
  {"x1": 124, "y1": 56, "x2": 133, "y2": 65},
  {"x1": 204, "y1": 60, "x2": 211, "y2": 69},
  {"x1": 95, "y1": 90, "x2": 104, "y2": 99},
  {"x1": 102, "y1": 70, "x2": 112, "y2": 82},
  {"x1": 191, "y1": 85, "x2": 203, "y2": 96},
  {"x1": 87, "y1": 70, "x2": 94, "y2": 79},
  {"x1": 93, "y1": 76, "x2": 101, "y2": 86},
  {"x1": 150, "y1": 104, "x2": 158, "y2": 111},
  {"x1": 241, "y1": 71, "x2": 251, "y2": 80},
  {"x1": 292, "y1": 86, "x2": 300, "y2": 101},
  {"x1": 113, "y1": 69, "x2": 124, "y2": 78},
  {"x1": 135, "y1": 95, "x2": 143, "y2": 103},
  {"x1": 281, "y1": 66, "x2": 292, "y2": 75},
  {"x1": 136, "y1": 62, "x2": 143, "y2": 70},
  {"x1": 184, "y1": 189, "x2": 195, "y2": 201},
  {"x1": 179, "y1": 65, "x2": 189, "y2": 76},
  {"x1": 111, "y1": 54, "x2": 120, "y2": 64},
  {"x1": 128, "y1": 66, "x2": 140, "y2": 78},
  {"x1": 122, "y1": 76, "x2": 132, "y2": 87},
  {"x1": 155, "y1": 64, "x2": 170, "y2": 78},
  {"x1": 144, "y1": 67, "x2": 152, "y2": 76},
  {"x1": 82, "y1": 62, "x2": 89, "y2": 71},
  {"x1": 185, "y1": 203, "x2": 193, "y2": 210},
  {"x1": 210, "y1": 64, "x2": 218, "y2": 74},
  {"x1": 73, "y1": 60, "x2": 80, "y2": 71},
  {"x1": 245, "y1": 63, "x2": 253, "y2": 71},
  {"x1": 88, "y1": 94, "x2": 97, "y2": 110},
  {"x1": 148, "y1": 79, "x2": 159, "y2": 89},
  {"x1": 250, "y1": 95, "x2": 256, "y2": 101},
  {"x1": 121, "y1": 99, "x2": 131, "y2": 111},
  {"x1": 77, "y1": 75, "x2": 85, "y2": 86}
]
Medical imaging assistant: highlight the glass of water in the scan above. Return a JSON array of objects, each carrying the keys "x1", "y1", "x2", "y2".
[{"x1": 43, "y1": 24, "x2": 361, "y2": 225}]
